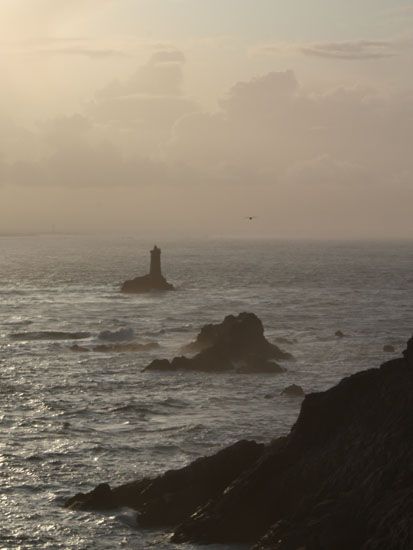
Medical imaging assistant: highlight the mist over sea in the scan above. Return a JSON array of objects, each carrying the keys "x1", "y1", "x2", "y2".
[{"x1": 1, "y1": 235, "x2": 411, "y2": 549}]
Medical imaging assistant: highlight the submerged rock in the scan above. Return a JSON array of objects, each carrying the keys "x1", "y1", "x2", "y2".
[
  {"x1": 10, "y1": 331, "x2": 91, "y2": 340},
  {"x1": 121, "y1": 246, "x2": 174, "y2": 293},
  {"x1": 383, "y1": 344, "x2": 395, "y2": 352},
  {"x1": 281, "y1": 384, "x2": 305, "y2": 397},
  {"x1": 70, "y1": 342, "x2": 158, "y2": 353},
  {"x1": 145, "y1": 312, "x2": 292, "y2": 374},
  {"x1": 65, "y1": 335, "x2": 413, "y2": 550},
  {"x1": 98, "y1": 328, "x2": 135, "y2": 341},
  {"x1": 70, "y1": 344, "x2": 90, "y2": 352}
]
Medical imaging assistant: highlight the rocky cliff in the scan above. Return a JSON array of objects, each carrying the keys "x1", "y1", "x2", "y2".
[{"x1": 65, "y1": 335, "x2": 413, "y2": 550}]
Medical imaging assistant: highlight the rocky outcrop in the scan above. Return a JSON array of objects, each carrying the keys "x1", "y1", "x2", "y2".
[
  {"x1": 121, "y1": 246, "x2": 174, "y2": 293},
  {"x1": 172, "y1": 339, "x2": 413, "y2": 548},
  {"x1": 65, "y1": 336, "x2": 413, "y2": 550},
  {"x1": 281, "y1": 384, "x2": 305, "y2": 398},
  {"x1": 144, "y1": 312, "x2": 292, "y2": 373},
  {"x1": 65, "y1": 440, "x2": 265, "y2": 525},
  {"x1": 403, "y1": 335, "x2": 413, "y2": 366}
]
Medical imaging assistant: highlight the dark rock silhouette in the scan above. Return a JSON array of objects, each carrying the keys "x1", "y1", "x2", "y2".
[
  {"x1": 10, "y1": 331, "x2": 91, "y2": 340},
  {"x1": 281, "y1": 384, "x2": 305, "y2": 397},
  {"x1": 145, "y1": 312, "x2": 292, "y2": 373},
  {"x1": 70, "y1": 344, "x2": 90, "y2": 352},
  {"x1": 65, "y1": 336, "x2": 413, "y2": 549},
  {"x1": 70, "y1": 342, "x2": 158, "y2": 353},
  {"x1": 403, "y1": 335, "x2": 413, "y2": 366},
  {"x1": 335, "y1": 330, "x2": 345, "y2": 338},
  {"x1": 65, "y1": 440, "x2": 265, "y2": 522},
  {"x1": 121, "y1": 246, "x2": 174, "y2": 293},
  {"x1": 98, "y1": 328, "x2": 135, "y2": 341},
  {"x1": 172, "y1": 338, "x2": 413, "y2": 548},
  {"x1": 383, "y1": 344, "x2": 395, "y2": 352}
]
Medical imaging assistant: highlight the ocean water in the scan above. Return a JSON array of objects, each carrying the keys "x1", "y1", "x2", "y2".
[{"x1": 0, "y1": 235, "x2": 411, "y2": 549}]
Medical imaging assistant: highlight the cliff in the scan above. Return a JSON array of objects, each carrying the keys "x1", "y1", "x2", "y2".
[{"x1": 65, "y1": 335, "x2": 413, "y2": 550}]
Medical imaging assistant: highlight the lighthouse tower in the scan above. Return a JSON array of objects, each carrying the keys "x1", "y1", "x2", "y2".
[
  {"x1": 150, "y1": 245, "x2": 162, "y2": 279},
  {"x1": 121, "y1": 244, "x2": 174, "y2": 292}
]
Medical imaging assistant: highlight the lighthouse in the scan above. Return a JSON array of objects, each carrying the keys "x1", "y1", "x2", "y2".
[
  {"x1": 121, "y1": 245, "x2": 174, "y2": 293},
  {"x1": 150, "y1": 245, "x2": 162, "y2": 279}
]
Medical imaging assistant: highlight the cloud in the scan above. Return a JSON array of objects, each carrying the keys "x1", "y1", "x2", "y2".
[
  {"x1": 0, "y1": 49, "x2": 200, "y2": 188},
  {"x1": 1, "y1": 64, "x2": 412, "y2": 237},
  {"x1": 85, "y1": 51, "x2": 200, "y2": 155},
  {"x1": 42, "y1": 47, "x2": 128, "y2": 59},
  {"x1": 150, "y1": 50, "x2": 186, "y2": 64},
  {"x1": 285, "y1": 155, "x2": 372, "y2": 187},
  {"x1": 252, "y1": 39, "x2": 408, "y2": 60},
  {"x1": 95, "y1": 49, "x2": 188, "y2": 99},
  {"x1": 300, "y1": 40, "x2": 399, "y2": 60},
  {"x1": 2, "y1": 66, "x2": 412, "y2": 195},
  {"x1": 5, "y1": 145, "x2": 156, "y2": 188},
  {"x1": 167, "y1": 70, "x2": 413, "y2": 191},
  {"x1": 220, "y1": 71, "x2": 299, "y2": 114},
  {"x1": 0, "y1": 36, "x2": 173, "y2": 60}
]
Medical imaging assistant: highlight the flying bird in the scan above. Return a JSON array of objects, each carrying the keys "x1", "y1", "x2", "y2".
[{"x1": 245, "y1": 216, "x2": 257, "y2": 221}]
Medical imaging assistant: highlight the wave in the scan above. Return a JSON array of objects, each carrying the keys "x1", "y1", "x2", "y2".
[
  {"x1": 161, "y1": 397, "x2": 190, "y2": 409},
  {"x1": 98, "y1": 327, "x2": 134, "y2": 341},
  {"x1": 9, "y1": 331, "x2": 91, "y2": 340},
  {"x1": 110, "y1": 403, "x2": 151, "y2": 415},
  {"x1": 0, "y1": 289, "x2": 28, "y2": 296},
  {"x1": 3, "y1": 319, "x2": 33, "y2": 327}
]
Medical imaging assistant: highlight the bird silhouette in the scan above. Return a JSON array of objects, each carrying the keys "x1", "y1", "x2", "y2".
[{"x1": 245, "y1": 216, "x2": 257, "y2": 221}]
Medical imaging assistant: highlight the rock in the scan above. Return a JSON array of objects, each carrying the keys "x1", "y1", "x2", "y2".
[
  {"x1": 275, "y1": 337, "x2": 297, "y2": 345},
  {"x1": 121, "y1": 246, "x2": 174, "y2": 293},
  {"x1": 65, "y1": 483, "x2": 116, "y2": 511},
  {"x1": 10, "y1": 331, "x2": 91, "y2": 340},
  {"x1": 281, "y1": 384, "x2": 305, "y2": 397},
  {"x1": 335, "y1": 330, "x2": 345, "y2": 338},
  {"x1": 92, "y1": 342, "x2": 159, "y2": 353},
  {"x1": 66, "y1": 334, "x2": 413, "y2": 550},
  {"x1": 146, "y1": 358, "x2": 174, "y2": 372},
  {"x1": 144, "y1": 312, "x2": 293, "y2": 373},
  {"x1": 383, "y1": 344, "x2": 395, "y2": 353},
  {"x1": 172, "y1": 337, "x2": 413, "y2": 547},
  {"x1": 70, "y1": 344, "x2": 90, "y2": 352},
  {"x1": 98, "y1": 328, "x2": 135, "y2": 341},
  {"x1": 64, "y1": 440, "x2": 265, "y2": 525},
  {"x1": 403, "y1": 335, "x2": 413, "y2": 367}
]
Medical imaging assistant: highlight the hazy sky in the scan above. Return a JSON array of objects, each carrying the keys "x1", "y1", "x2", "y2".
[{"x1": 0, "y1": 0, "x2": 412, "y2": 238}]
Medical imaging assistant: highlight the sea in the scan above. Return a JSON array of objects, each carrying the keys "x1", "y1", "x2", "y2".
[{"x1": 0, "y1": 235, "x2": 411, "y2": 549}]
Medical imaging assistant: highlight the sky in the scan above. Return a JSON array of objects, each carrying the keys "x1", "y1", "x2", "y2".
[{"x1": 0, "y1": 0, "x2": 412, "y2": 238}]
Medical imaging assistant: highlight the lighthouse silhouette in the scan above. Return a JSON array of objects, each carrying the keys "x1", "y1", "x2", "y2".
[
  {"x1": 121, "y1": 245, "x2": 174, "y2": 293},
  {"x1": 150, "y1": 245, "x2": 162, "y2": 279}
]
